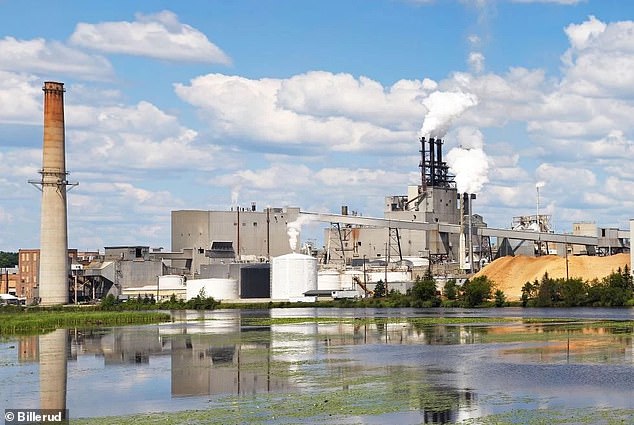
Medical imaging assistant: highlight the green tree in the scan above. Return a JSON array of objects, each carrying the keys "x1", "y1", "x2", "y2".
[
  {"x1": 494, "y1": 289, "x2": 506, "y2": 307},
  {"x1": 461, "y1": 276, "x2": 494, "y2": 307},
  {"x1": 443, "y1": 279, "x2": 458, "y2": 300},
  {"x1": 521, "y1": 280, "x2": 538, "y2": 307},
  {"x1": 0, "y1": 251, "x2": 18, "y2": 268},
  {"x1": 373, "y1": 280, "x2": 386, "y2": 298},
  {"x1": 561, "y1": 278, "x2": 587, "y2": 307},
  {"x1": 411, "y1": 270, "x2": 440, "y2": 306},
  {"x1": 535, "y1": 272, "x2": 562, "y2": 307}
]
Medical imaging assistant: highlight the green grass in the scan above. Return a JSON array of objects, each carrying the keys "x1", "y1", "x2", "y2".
[{"x1": 0, "y1": 310, "x2": 171, "y2": 335}]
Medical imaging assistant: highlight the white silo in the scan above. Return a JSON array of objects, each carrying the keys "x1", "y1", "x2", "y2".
[
  {"x1": 317, "y1": 270, "x2": 342, "y2": 291},
  {"x1": 271, "y1": 253, "x2": 318, "y2": 300},
  {"x1": 186, "y1": 278, "x2": 239, "y2": 301}
]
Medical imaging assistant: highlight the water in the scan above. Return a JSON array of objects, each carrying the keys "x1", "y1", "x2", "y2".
[{"x1": 1, "y1": 308, "x2": 633, "y2": 423}]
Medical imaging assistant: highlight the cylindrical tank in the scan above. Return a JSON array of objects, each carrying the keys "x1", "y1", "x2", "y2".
[
  {"x1": 317, "y1": 270, "x2": 341, "y2": 291},
  {"x1": 159, "y1": 275, "x2": 185, "y2": 287},
  {"x1": 186, "y1": 278, "x2": 238, "y2": 301},
  {"x1": 271, "y1": 253, "x2": 317, "y2": 300}
]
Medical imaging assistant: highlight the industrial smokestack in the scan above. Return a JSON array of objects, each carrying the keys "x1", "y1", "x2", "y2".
[
  {"x1": 429, "y1": 138, "x2": 435, "y2": 186},
  {"x1": 38, "y1": 82, "x2": 70, "y2": 305}
]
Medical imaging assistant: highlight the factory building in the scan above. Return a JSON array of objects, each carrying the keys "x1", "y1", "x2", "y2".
[
  {"x1": 171, "y1": 206, "x2": 300, "y2": 276},
  {"x1": 324, "y1": 138, "x2": 484, "y2": 271},
  {"x1": 82, "y1": 246, "x2": 171, "y2": 300},
  {"x1": 571, "y1": 222, "x2": 629, "y2": 256}
]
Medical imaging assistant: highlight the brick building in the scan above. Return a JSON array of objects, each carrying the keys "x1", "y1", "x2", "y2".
[{"x1": 18, "y1": 249, "x2": 78, "y2": 304}]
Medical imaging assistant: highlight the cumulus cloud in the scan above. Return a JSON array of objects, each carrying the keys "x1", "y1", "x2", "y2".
[
  {"x1": 0, "y1": 71, "x2": 41, "y2": 124},
  {"x1": 70, "y1": 10, "x2": 231, "y2": 64},
  {"x1": 174, "y1": 72, "x2": 418, "y2": 153},
  {"x1": 0, "y1": 37, "x2": 113, "y2": 80},
  {"x1": 561, "y1": 16, "x2": 634, "y2": 97}
]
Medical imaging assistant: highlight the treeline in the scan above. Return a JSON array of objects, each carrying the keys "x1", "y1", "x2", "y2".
[
  {"x1": 0, "y1": 251, "x2": 18, "y2": 268},
  {"x1": 521, "y1": 266, "x2": 634, "y2": 307},
  {"x1": 371, "y1": 270, "x2": 502, "y2": 308},
  {"x1": 100, "y1": 293, "x2": 220, "y2": 311}
]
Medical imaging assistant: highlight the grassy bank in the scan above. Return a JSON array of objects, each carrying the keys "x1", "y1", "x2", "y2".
[{"x1": 0, "y1": 310, "x2": 171, "y2": 335}]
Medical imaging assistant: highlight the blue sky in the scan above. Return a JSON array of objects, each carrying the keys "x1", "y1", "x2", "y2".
[{"x1": 1, "y1": 0, "x2": 633, "y2": 252}]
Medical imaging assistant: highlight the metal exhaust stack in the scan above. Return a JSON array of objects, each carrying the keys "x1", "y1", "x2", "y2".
[{"x1": 37, "y1": 82, "x2": 70, "y2": 305}]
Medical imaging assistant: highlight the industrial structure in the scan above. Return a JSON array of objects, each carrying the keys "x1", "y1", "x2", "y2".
[
  {"x1": 13, "y1": 87, "x2": 632, "y2": 303},
  {"x1": 322, "y1": 137, "x2": 483, "y2": 273},
  {"x1": 28, "y1": 82, "x2": 77, "y2": 305},
  {"x1": 171, "y1": 206, "x2": 300, "y2": 275}
]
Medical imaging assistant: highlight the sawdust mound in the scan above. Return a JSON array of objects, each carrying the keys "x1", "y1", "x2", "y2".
[{"x1": 473, "y1": 253, "x2": 631, "y2": 301}]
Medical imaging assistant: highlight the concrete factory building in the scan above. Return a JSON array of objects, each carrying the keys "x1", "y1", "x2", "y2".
[
  {"x1": 324, "y1": 137, "x2": 485, "y2": 269},
  {"x1": 171, "y1": 206, "x2": 300, "y2": 276}
]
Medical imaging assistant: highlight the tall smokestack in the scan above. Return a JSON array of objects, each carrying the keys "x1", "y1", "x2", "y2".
[{"x1": 38, "y1": 82, "x2": 69, "y2": 305}]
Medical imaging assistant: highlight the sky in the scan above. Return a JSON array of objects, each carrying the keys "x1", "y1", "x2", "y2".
[{"x1": 1, "y1": 0, "x2": 633, "y2": 252}]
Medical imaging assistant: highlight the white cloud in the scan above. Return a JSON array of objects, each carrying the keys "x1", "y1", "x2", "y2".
[
  {"x1": 0, "y1": 37, "x2": 113, "y2": 80},
  {"x1": 561, "y1": 17, "x2": 634, "y2": 97},
  {"x1": 65, "y1": 101, "x2": 223, "y2": 171},
  {"x1": 0, "y1": 71, "x2": 41, "y2": 124},
  {"x1": 70, "y1": 10, "x2": 231, "y2": 64},
  {"x1": 468, "y1": 52, "x2": 485, "y2": 73},
  {"x1": 174, "y1": 72, "x2": 417, "y2": 153}
]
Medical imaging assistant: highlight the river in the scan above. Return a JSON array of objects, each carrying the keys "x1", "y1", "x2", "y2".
[{"x1": 1, "y1": 307, "x2": 633, "y2": 424}]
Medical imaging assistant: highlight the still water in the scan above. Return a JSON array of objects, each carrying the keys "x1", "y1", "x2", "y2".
[{"x1": 1, "y1": 307, "x2": 633, "y2": 423}]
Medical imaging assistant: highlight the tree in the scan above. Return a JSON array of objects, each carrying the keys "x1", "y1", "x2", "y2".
[
  {"x1": 494, "y1": 289, "x2": 506, "y2": 307},
  {"x1": 561, "y1": 278, "x2": 587, "y2": 307},
  {"x1": 443, "y1": 279, "x2": 458, "y2": 300},
  {"x1": 0, "y1": 251, "x2": 18, "y2": 268},
  {"x1": 461, "y1": 276, "x2": 494, "y2": 307},
  {"x1": 411, "y1": 271, "x2": 440, "y2": 306},
  {"x1": 521, "y1": 281, "x2": 537, "y2": 307},
  {"x1": 373, "y1": 280, "x2": 386, "y2": 298}
]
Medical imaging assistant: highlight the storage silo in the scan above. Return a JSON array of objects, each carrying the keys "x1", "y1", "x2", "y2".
[
  {"x1": 186, "y1": 278, "x2": 239, "y2": 301},
  {"x1": 271, "y1": 253, "x2": 317, "y2": 299},
  {"x1": 317, "y1": 270, "x2": 342, "y2": 291}
]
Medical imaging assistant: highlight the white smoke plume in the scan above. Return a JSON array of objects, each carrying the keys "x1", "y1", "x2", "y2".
[
  {"x1": 446, "y1": 127, "x2": 489, "y2": 194},
  {"x1": 230, "y1": 186, "x2": 240, "y2": 208},
  {"x1": 287, "y1": 215, "x2": 313, "y2": 252},
  {"x1": 419, "y1": 91, "x2": 478, "y2": 138}
]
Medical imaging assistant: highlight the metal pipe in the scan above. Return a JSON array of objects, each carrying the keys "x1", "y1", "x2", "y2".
[
  {"x1": 436, "y1": 138, "x2": 443, "y2": 183},
  {"x1": 429, "y1": 138, "x2": 435, "y2": 187}
]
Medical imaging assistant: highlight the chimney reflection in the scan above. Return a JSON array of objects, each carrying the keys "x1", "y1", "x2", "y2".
[{"x1": 39, "y1": 329, "x2": 68, "y2": 412}]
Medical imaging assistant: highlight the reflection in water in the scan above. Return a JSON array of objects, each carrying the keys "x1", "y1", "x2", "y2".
[
  {"x1": 39, "y1": 329, "x2": 67, "y2": 412},
  {"x1": 3, "y1": 309, "x2": 633, "y2": 422}
]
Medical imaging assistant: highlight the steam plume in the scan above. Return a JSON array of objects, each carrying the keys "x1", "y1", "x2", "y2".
[
  {"x1": 287, "y1": 215, "x2": 313, "y2": 252},
  {"x1": 446, "y1": 127, "x2": 489, "y2": 194},
  {"x1": 419, "y1": 91, "x2": 478, "y2": 138}
]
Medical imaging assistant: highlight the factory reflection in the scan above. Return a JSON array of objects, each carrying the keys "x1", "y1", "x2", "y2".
[{"x1": 18, "y1": 312, "x2": 512, "y2": 422}]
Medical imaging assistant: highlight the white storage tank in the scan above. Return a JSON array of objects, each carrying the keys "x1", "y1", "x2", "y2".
[
  {"x1": 186, "y1": 278, "x2": 239, "y2": 301},
  {"x1": 159, "y1": 275, "x2": 185, "y2": 287},
  {"x1": 317, "y1": 270, "x2": 342, "y2": 291},
  {"x1": 271, "y1": 253, "x2": 318, "y2": 299}
]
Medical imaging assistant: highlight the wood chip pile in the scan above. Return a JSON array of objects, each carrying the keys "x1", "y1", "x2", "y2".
[{"x1": 472, "y1": 253, "x2": 631, "y2": 301}]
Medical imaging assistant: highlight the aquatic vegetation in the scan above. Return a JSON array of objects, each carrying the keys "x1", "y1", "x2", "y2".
[{"x1": 0, "y1": 311, "x2": 171, "y2": 335}]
